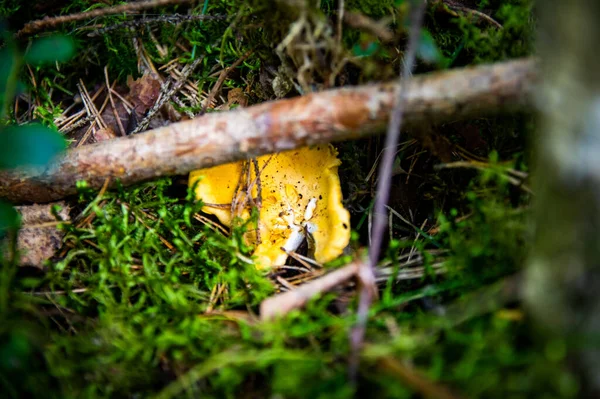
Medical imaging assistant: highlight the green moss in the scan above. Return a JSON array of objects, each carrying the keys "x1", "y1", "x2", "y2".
[
  {"x1": 100, "y1": 34, "x2": 138, "y2": 78},
  {"x1": 429, "y1": 0, "x2": 534, "y2": 66},
  {"x1": 437, "y1": 167, "x2": 528, "y2": 286},
  {"x1": 342, "y1": 0, "x2": 397, "y2": 18}
]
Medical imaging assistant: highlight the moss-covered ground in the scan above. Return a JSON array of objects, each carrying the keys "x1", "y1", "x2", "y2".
[{"x1": 0, "y1": 0, "x2": 580, "y2": 397}]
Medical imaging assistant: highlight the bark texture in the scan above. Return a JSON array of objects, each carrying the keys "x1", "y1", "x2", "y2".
[
  {"x1": 525, "y1": 1, "x2": 600, "y2": 395},
  {"x1": 0, "y1": 59, "x2": 535, "y2": 204}
]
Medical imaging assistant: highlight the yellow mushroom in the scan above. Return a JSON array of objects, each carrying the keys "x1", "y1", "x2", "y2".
[{"x1": 189, "y1": 144, "x2": 351, "y2": 268}]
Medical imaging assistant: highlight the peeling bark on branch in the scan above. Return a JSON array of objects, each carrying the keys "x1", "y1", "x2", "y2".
[{"x1": 0, "y1": 59, "x2": 536, "y2": 204}]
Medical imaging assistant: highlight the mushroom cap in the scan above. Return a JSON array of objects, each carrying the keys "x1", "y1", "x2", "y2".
[
  {"x1": 189, "y1": 162, "x2": 242, "y2": 227},
  {"x1": 189, "y1": 144, "x2": 351, "y2": 268}
]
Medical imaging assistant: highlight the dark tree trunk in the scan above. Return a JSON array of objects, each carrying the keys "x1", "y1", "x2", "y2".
[{"x1": 526, "y1": 1, "x2": 600, "y2": 395}]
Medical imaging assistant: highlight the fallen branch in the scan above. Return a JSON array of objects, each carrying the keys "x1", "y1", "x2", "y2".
[{"x1": 0, "y1": 58, "x2": 536, "y2": 204}]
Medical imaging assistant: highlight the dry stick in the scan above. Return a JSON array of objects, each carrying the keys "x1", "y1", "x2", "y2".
[
  {"x1": 131, "y1": 55, "x2": 204, "y2": 134},
  {"x1": 87, "y1": 14, "x2": 227, "y2": 37},
  {"x1": 440, "y1": 1, "x2": 503, "y2": 30},
  {"x1": 76, "y1": 82, "x2": 114, "y2": 147},
  {"x1": 350, "y1": 0, "x2": 426, "y2": 381},
  {"x1": 136, "y1": 18, "x2": 238, "y2": 129},
  {"x1": 0, "y1": 58, "x2": 536, "y2": 204},
  {"x1": 58, "y1": 84, "x2": 106, "y2": 132},
  {"x1": 17, "y1": 0, "x2": 192, "y2": 37},
  {"x1": 261, "y1": 260, "x2": 361, "y2": 320},
  {"x1": 60, "y1": 114, "x2": 95, "y2": 135},
  {"x1": 104, "y1": 67, "x2": 126, "y2": 137},
  {"x1": 57, "y1": 110, "x2": 84, "y2": 130},
  {"x1": 200, "y1": 49, "x2": 253, "y2": 114}
]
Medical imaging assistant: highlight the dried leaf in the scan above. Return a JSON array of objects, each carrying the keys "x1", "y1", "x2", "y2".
[{"x1": 127, "y1": 73, "x2": 162, "y2": 115}]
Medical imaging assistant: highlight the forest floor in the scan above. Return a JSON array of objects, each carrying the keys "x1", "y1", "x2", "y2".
[{"x1": 0, "y1": 1, "x2": 579, "y2": 398}]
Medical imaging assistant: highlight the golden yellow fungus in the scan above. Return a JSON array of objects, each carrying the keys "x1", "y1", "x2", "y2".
[{"x1": 189, "y1": 144, "x2": 350, "y2": 268}]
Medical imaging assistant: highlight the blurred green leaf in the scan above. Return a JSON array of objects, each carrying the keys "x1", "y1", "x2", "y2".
[
  {"x1": 0, "y1": 200, "x2": 19, "y2": 231},
  {"x1": 418, "y1": 29, "x2": 442, "y2": 64},
  {"x1": 24, "y1": 35, "x2": 75, "y2": 66},
  {"x1": 0, "y1": 47, "x2": 15, "y2": 92},
  {"x1": 0, "y1": 123, "x2": 66, "y2": 169},
  {"x1": 0, "y1": 45, "x2": 19, "y2": 117}
]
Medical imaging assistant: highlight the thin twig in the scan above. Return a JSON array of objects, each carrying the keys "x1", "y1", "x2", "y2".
[
  {"x1": 200, "y1": 49, "x2": 253, "y2": 114},
  {"x1": 58, "y1": 84, "x2": 106, "y2": 133},
  {"x1": 87, "y1": 13, "x2": 227, "y2": 37},
  {"x1": 260, "y1": 251, "x2": 446, "y2": 320},
  {"x1": 104, "y1": 66, "x2": 126, "y2": 136},
  {"x1": 60, "y1": 114, "x2": 95, "y2": 135},
  {"x1": 285, "y1": 250, "x2": 322, "y2": 269},
  {"x1": 438, "y1": 0, "x2": 503, "y2": 30},
  {"x1": 193, "y1": 213, "x2": 230, "y2": 236},
  {"x1": 284, "y1": 249, "x2": 320, "y2": 270},
  {"x1": 261, "y1": 259, "x2": 362, "y2": 320},
  {"x1": 28, "y1": 287, "x2": 92, "y2": 296},
  {"x1": 350, "y1": 0, "x2": 426, "y2": 381},
  {"x1": 131, "y1": 55, "x2": 204, "y2": 134},
  {"x1": 76, "y1": 81, "x2": 113, "y2": 146},
  {"x1": 17, "y1": 0, "x2": 192, "y2": 37},
  {"x1": 131, "y1": 17, "x2": 238, "y2": 133}
]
